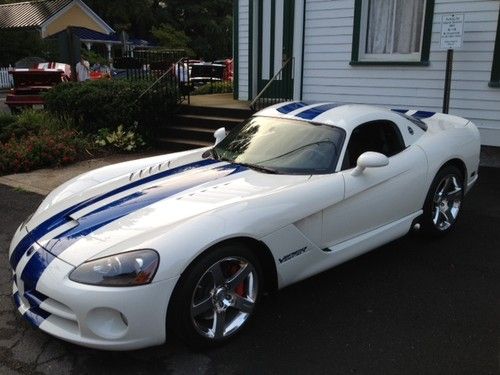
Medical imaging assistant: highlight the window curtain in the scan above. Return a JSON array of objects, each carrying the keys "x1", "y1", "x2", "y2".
[
  {"x1": 365, "y1": 0, "x2": 425, "y2": 54},
  {"x1": 366, "y1": 0, "x2": 395, "y2": 54},
  {"x1": 393, "y1": 0, "x2": 425, "y2": 53}
]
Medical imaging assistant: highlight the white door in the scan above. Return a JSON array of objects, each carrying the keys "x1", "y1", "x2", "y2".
[{"x1": 322, "y1": 121, "x2": 427, "y2": 248}]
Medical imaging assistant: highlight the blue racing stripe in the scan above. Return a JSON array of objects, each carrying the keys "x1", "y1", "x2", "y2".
[
  {"x1": 295, "y1": 103, "x2": 343, "y2": 120},
  {"x1": 43, "y1": 163, "x2": 247, "y2": 257},
  {"x1": 25, "y1": 307, "x2": 51, "y2": 327},
  {"x1": 276, "y1": 102, "x2": 308, "y2": 114},
  {"x1": 10, "y1": 233, "x2": 45, "y2": 275},
  {"x1": 20, "y1": 249, "x2": 56, "y2": 294},
  {"x1": 23, "y1": 290, "x2": 48, "y2": 309},
  {"x1": 391, "y1": 108, "x2": 408, "y2": 114},
  {"x1": 13, "y1": 291, "x2": 21, "y2": 307},
  {"x1": 9, "y1": 159, "x2": 219, "y2": 271},
  {"x1": 413, "y1": 111, "x2": 435, "y2": 119},
  {"x1": 12, "y1": 291, "x2": 50, "y2": 327}
]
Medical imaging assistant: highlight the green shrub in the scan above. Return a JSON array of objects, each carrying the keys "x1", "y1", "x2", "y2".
[
  {"x1": 0, "y1": 109, "x2": 69, "y2": 142},
  {"x1": 81, "y1": 48, "x2": 108, "y2": 66},
  {"x1": 43, "y1": 79, "x2": 179, "y2": 135},
  {"x1": 0, "y1": 129, "x2": 90, "y2": 175},
  {"x1": 193, "y1": 81, "x2": 233, "y2": 95},
  {"x1": 0, "y1": 109, "x2": 95, "y2": 175},
  {"x1": 95, "y1": 124, "x2": 146, "y2": 152},
  {"x1": 0, "y1": 113, "x2": 16, "y2": 141}
]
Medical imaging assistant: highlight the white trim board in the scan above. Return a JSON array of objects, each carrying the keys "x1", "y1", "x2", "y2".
[{"x1": 40, "y1": 0, "x2": 114, "y2": 37}]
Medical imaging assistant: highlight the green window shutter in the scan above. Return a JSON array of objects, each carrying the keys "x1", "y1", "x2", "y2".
[
  {"x1": 350, "y1": 0, "x2": 362, "y2": 64},
  {"x1": 489, "y1": 10, "x2": 500, "y2": 88},
  {"x1": 233, "y1": 0, "x2": 239, "y2": 99},
  {"x1": 420, "y1": 0, "x2": 435, "y2": 64},
  {"x1": 249, "y1": 0, "x2": 254, "y2": 99}
]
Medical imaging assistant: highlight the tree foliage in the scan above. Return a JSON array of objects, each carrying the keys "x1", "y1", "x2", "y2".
[
  {"x1": 81, "y1": 0, "x2": 233, "y2": 59},
  {"x1": 0, "y1": 0, "x2": 233, "y2": 62},
  {"x1": 160, "y1": 0, "x2": 233, "y2": 60},
  {"x1": 82, "y1": 0, "x2": 164, "y2": 39},
  {"x1": 151, "y1": 24, "x2": 194, "y2": 56},
  {"x1": 0, "y1": 30, "x2": 58, "y2": 66}
]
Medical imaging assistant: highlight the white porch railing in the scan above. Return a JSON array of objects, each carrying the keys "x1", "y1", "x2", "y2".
[{"x1": 0, "y1": 68, "x2": 13, "y2": 89}]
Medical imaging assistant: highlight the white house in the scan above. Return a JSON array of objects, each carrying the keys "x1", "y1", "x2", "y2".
[{"x1": 233, "y1": 0, "x2": 500, "y2": 146}]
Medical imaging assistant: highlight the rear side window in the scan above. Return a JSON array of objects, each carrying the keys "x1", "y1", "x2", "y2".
[{"x1": 342, "y1": 120, "x2": 406, "y2": 170}]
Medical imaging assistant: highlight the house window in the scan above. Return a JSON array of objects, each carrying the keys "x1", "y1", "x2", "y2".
[
  {"x1": 489, "y1": 10, "x2": 500, "y2": 87},
  {"x1": 351, "y1": 0, "x2": 435, "y2": 65}
]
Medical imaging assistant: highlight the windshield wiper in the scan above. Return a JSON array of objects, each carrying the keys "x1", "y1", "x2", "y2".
[
  {"x1": 234, "y1": 162, "x2": 279, "y2": 174},
  {"x1": 216, "y1": 155, "x2": 279, "y2": 174}
]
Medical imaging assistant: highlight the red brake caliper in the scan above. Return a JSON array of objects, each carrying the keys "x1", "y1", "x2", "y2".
[{"x1": 229, "y1": 264, "x2": 245, "y2": 297}]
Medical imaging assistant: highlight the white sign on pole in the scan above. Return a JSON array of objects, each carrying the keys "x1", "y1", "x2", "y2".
[{"x1": 440, "y1": 13, "x2": 464, "y2": 50}]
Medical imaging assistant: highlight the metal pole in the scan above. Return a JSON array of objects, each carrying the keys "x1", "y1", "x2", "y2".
[
  {"x1": 442, "y1": 49, "x2": 453, "y2": 114},
  {"x1": 187, "y1": 59, "x2": 191, "y2": 105}
]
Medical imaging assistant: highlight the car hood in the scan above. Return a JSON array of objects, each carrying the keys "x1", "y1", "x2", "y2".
[{"x1": 22, "y1": 155, "x2": 309, "y2": 266}]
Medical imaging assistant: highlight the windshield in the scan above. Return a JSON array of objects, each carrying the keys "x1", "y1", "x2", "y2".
[{"x1": 212, "y1": 116, "x2": 345, "y2": 175}]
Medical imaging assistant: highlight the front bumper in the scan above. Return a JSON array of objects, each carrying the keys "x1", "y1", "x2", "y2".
[{"x1": 12, "y1": 251, "x2": 179, "y2": 350}]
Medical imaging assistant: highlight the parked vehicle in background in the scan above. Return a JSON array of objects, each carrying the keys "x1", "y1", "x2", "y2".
[
  {"x1": 89, "y1": 64, "x2": 111, "y2": 80},
  {"x1": 213, "y1": 59, "x2": 234, "y2": 82},
  {"x1": 5, "y1": 62, "x2": 71, "y2": 112},
  {"x1": 189, "y1": 62, "x2": 225, "y2": 87}
]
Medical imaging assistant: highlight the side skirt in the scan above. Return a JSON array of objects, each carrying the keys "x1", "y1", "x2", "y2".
[{"x1": 323, "y1": 211, "x2": 423, "y2": 258}]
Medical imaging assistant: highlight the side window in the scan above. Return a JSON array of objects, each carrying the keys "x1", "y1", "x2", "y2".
[{"x1": 342, "y1": 121, "x2": 405, "y2": 170}]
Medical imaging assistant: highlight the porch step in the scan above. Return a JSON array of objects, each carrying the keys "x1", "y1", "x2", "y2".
[
  {"x1": 177, "y1": 105, "x2": 254, "y2": 119},
  {"x1": 163, "y1": 125, "x2": 217, "y2": 143},
  {"x1": 157, "y1": 103, "x2": 255, "y2": 151},
  {"x1": 156, "y1": 137, "x2": 212, "y2": 152},
  {"x1": 175, "y1": 114, "x2": 244, "y2": 129}
]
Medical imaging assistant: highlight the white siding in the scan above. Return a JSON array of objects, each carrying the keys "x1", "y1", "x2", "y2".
[
  {"x1": 0, "y1": 67, "x2": 13, "y2": 89},
  {"x1": 302, "y1": 0, "x2": 500, "y2": 146},
  {"x1": 238, "y1": 0, "x2": 250, "y2": 100}
]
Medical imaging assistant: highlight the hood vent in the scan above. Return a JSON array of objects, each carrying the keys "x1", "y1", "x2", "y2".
[{"x1": 129, "y1": 160, "x2": 171, "y2": 182}]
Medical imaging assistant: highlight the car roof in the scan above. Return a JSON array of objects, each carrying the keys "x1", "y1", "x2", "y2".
[{"x1": 255, "y1": 101, "x2": 432, "y2": 133}]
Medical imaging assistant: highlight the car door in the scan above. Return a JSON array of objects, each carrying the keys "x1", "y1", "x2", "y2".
[{"x1": 322, "y1": 120, "x2": 427, "y2": 248}]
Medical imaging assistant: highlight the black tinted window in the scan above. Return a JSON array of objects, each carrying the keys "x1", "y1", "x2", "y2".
[{"x1": 342, "y1": 121, "x2": 405, "y2": 170}]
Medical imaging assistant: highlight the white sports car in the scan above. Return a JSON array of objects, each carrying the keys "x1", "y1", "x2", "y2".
[{"x1": 9, "y1": 102, "x2": 480, "y2": 350}]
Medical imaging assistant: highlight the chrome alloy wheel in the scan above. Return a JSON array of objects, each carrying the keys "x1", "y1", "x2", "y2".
[
  {"x1": 432, "y1": 175, "x2": 463, "y2": 231},
  {"x1": 190, "y1": 257, "x2": 258, "y2": 339}
]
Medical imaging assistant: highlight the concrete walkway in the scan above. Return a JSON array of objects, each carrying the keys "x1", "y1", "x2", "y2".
[
  {"x1": 188, "y1": 93, "x2": 251, "y2": 109},
  {"x1": 0, "y1": 152, "x2": 164, "y2": 195}
]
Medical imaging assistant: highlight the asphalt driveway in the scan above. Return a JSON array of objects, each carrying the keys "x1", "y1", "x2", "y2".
[{"x1": 0, "y1": 167, "x2": 499, "y2": 375}]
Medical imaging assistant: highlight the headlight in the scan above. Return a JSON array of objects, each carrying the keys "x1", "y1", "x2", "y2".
[{"x1": 69, "y1": 249, "x2": 159, "y2": 287}]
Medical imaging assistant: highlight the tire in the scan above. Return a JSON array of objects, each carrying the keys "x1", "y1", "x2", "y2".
[
  {"x1": 168, "y1": 242, "x2": 263, "y2": 348},
  {"x1": 421, "y1": 165, "x2": 464, "y2": 237}
]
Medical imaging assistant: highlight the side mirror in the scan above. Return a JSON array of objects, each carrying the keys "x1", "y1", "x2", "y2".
[
  {"x1": 214, "y1": 127, "x2": 227, "y2": 145},
  {"x1": 351, "y1": 151, "x2": 389, "y2": 176}
]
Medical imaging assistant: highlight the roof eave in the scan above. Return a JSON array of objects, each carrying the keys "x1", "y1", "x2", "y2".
[{"x1": 39, "y1": 0, "x2": 114, "y2": 37}]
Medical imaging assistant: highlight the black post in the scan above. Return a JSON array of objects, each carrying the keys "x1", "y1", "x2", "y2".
[
  {"x1": 442, "y1": 48, "x2": 453, "y2": 114},
  {"x1": 187, "y1": 59, "x2": 191, "y2": 105}
]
